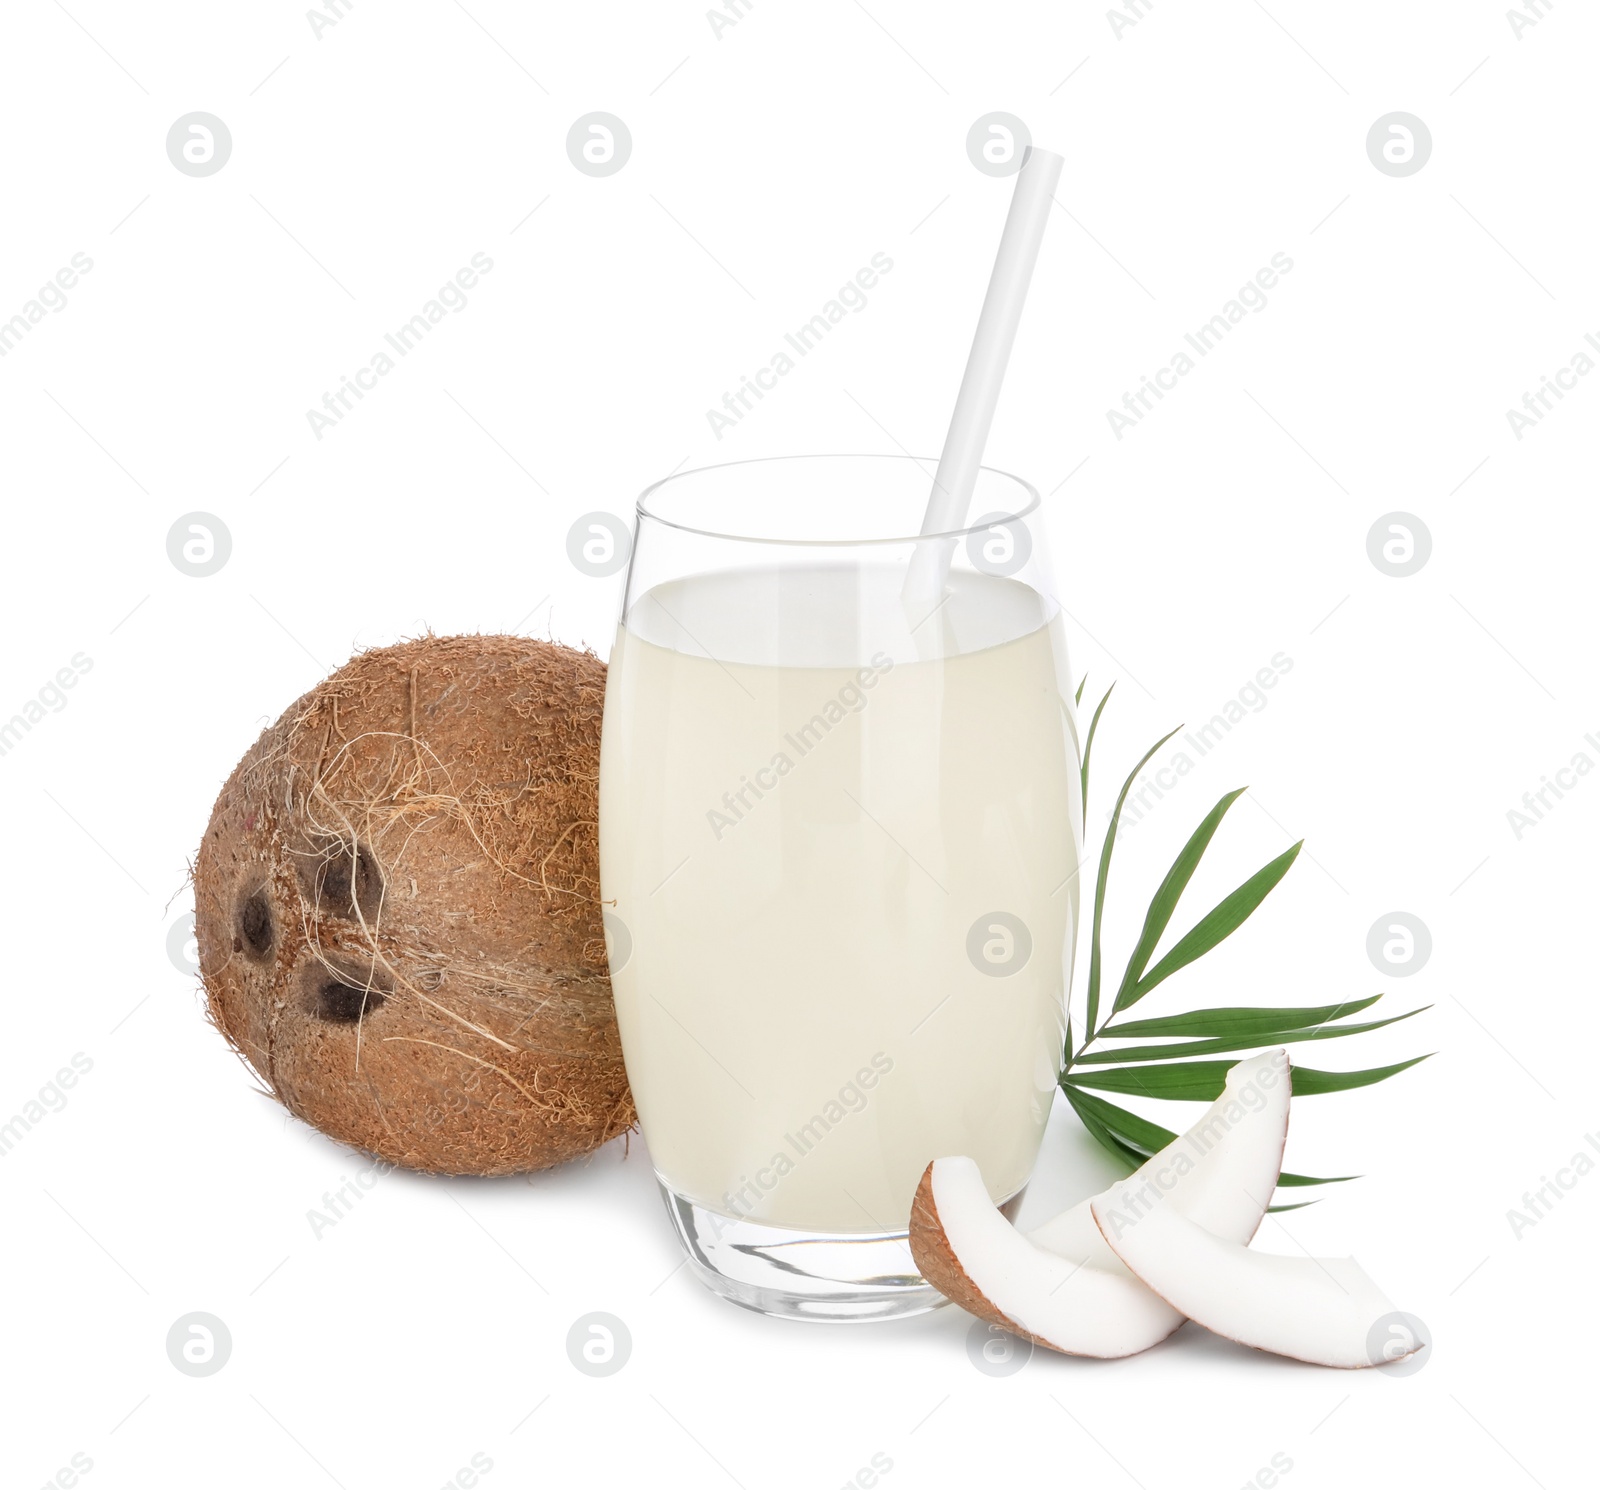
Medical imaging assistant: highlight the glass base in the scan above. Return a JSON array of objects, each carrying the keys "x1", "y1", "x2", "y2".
[{"x1": 658, "y1": 1178, "x2": 1026, "y2": 1323}]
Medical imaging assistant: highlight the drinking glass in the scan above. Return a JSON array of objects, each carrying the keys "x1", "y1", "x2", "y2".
[{"x1": 598, "y1": 454, "x2": 1082, "y2": 1321}]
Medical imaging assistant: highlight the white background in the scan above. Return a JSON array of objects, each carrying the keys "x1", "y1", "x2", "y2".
[{"x1": 2, "y1": 1, "x2": 1595, "y2": 1486}]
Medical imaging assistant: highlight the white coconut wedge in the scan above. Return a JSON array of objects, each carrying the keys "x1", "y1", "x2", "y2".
[
  {"x1": 1090, "y1": 1198, "x2": 1418, "y2": 1369},
  {"x1": 909, "y1": 1049, "x2": 1292, "y2": 1357},
  {"x1": 911, "y1": 1155, "x2": 1181, "y2": 1357},
  {"x1": 1027, "y1": 1048, "x2": 1291, "y2": 1266}
]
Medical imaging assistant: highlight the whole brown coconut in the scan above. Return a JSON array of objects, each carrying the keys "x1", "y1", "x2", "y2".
[{"x1": 194, "y1": 634, "x2": 634, "y2": 1174}]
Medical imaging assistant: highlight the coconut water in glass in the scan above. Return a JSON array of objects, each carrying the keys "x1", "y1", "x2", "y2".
[{"x1": 598, "y1": 454, "x2": 1081, "y2": 1321}]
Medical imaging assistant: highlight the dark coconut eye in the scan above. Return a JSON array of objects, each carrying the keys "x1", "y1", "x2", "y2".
[
  {"x1": 313, "y1": 976, "x2": 385, "y2": 1023},
  {"x1": 315, "y1": 840, "x2": 384, "y2": 923},
  {"x1": 237, "y1": 888, "x2": 275, "y2": 961}
]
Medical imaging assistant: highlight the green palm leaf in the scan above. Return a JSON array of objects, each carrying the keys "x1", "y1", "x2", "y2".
[
  {"x1": 1290, "y1": 1056, "x2": 1433, "y2": 1095},
  {"x1": 1072, "y1": 1006, "x2": 1429, "y2": 1064},
  {"x1": 1067, "y1": 1056, "x2": 1431, "y2": 1102},
  {"x1": 1111, "y1": 787, "x2": 1247, "y2": 1009},
  {"x1": 1060, "y1": 1085, "x2": 1147, "y2": 1169},
  {"x1": 1064, "y1": 1085, "x2": 1173, "y2": 1158},
  {"x1": 1084, "y1": 725, "x2": 1181, "y2": 1039},
  {"x1": 1113, "y1": 839, "x2": 1303, "y2": 1014},
  {"x1": 1079, "y1": 681, "x2": 1116, "y2": 811},
  {"x1": 1100, "y1": 997, "x2": 1384, "y2": 1040},
  {"x1": 1063, "y1": 708, "x2": 1431, "y2": 1209}
]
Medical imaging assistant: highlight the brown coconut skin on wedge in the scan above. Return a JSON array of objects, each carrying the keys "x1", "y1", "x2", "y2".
[
  {"x1": 910, "y1": 1162, "x2": 1062, "y2": 1353},
  {"x1": 194, "y1": 634, "x2": 634, "y2": 1175}
]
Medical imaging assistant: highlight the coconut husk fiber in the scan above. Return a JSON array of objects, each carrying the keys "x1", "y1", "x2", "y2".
[{"x1": 194, "y1": 634, "x2": 634, "y2": 1174}]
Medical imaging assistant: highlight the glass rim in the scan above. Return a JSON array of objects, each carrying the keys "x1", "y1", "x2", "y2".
[{"x1": 635, "y1": 452, "x2": 1042, "y2": 547}]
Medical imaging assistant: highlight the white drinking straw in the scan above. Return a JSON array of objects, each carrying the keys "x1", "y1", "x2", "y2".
[{"x1": 903, "y1": 145, "x2": 1064, "y2": 620}]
